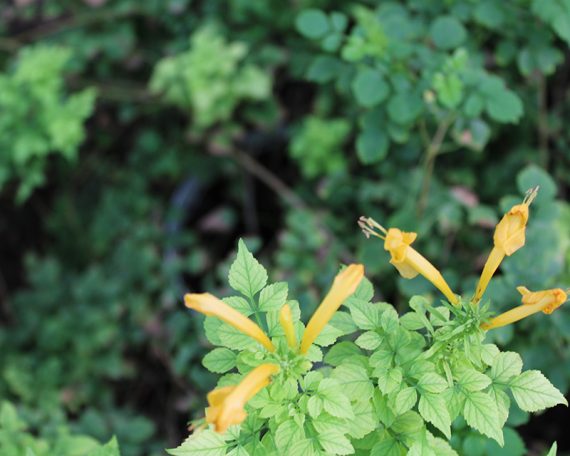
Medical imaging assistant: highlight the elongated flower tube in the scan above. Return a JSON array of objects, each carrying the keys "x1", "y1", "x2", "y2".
[
  {"x1": 206, "y1": 364, "x2": 280, "y2": 433},
  {"x1": 473, "y1": 187, "x2": 538, "y2": 303},
  {"x1": 184, "y1": 293, "x2": 275, "y2": 352},
  {"x1": 482, "y1": 287, "x2": 567, "y2": 330},
  {"x1": 279, "y1": 303, "x2": 297, "y2": 349},
  {"x1": 300, "y1": 264, "x2": 364, "y2": 354},
  {"x1": 359, "y1": 217, "x2": 459, "y2": 305}
]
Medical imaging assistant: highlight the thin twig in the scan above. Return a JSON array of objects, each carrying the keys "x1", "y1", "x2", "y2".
[
  {"x1": 417, "y1": 115, "x2": 455, "y2": 215},
  {"x1": 537, "y1": 74, "x2": 549, "y2": 168}
]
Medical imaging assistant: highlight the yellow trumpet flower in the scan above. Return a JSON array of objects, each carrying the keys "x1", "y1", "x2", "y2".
[
  {"x1": 482, "y1": 287, "x2": 567, "y2": 330},
  {"x1": 300, "y1": 264, "x2": 364, "y2": 354},
  {"x1": 206, "y1": 363, "x2": 280, "y2": 433},
  {"x1": 473, "y1": 187, "x2": 538, "y2": 303},
  {"x1": 359, "y1": 217, "x2": 458, "y2": 305},
  {"x1": 279, "y1": 303, "x2": 297, "y2": 349},
  {"x1": 184, "y1": 293, "x2": 275, "y2": 352}
]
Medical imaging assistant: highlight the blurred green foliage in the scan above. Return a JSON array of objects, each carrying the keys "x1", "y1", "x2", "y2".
[
  {"x1": 0, "y1": 0, "x2": 568, "y2": 454},
  {"x1": 0, "y1": 401, "x2": 120, "y2": 456},
  {"x1": 0, "y1": 45, "x2": 95, "y2": 202}
]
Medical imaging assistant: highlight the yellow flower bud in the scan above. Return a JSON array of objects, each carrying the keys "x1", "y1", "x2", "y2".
[
  {"x1": 206, "y1": 364, "x2": 279, "y2": 433},
  {"x1": 279, "y1": 303, "x2": 297, "y2": 349},
  {"x1": 482, "y1": 287, "x2": 567, "y2": 330},
  {"x1": 184, "y1": 293, "x2": 275, "y2": 352},
  {"x1": 300, "y1": 264, "x2": 364, "y2": 354},
  {"x1": 473, "y1": 187, "x2": 538, "y2": 303}
]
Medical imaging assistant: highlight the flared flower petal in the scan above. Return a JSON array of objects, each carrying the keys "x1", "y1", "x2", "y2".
[
  {"x1": 300, "y1": 264, "x2": 364, "y2": 354},
  {"x1": 473, "y1": 188, "x2": 538, "y2": 303},
  {"x1": 384, "y1": 228, "x2": 458, "y2": 305},
  {"x1": 206, "y1": 364, "x2": 280, "y2": 433},
  {"x1": 482, "y1": 287, "x2": 567, "y2": 330},
  {"x1": 279, "y1": 303, "x2": 297, "y2": 349},
  {"x1": 185, "y1": 293, "x2": 275, "y2": 352}
]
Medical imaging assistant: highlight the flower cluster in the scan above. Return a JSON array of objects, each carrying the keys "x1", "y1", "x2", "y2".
[
  {"x1": 359, "y1": 187, "x2": 567, "y2": 330},
  {"x1": 184, "y1": 264, "x2": 364, "y2": 432}
]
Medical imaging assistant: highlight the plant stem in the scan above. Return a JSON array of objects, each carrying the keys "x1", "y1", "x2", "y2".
[
  {"x1": 417, "y1": 115, "x2": 454, "y2": 216},
  {"x1": 537, "y1": 74, "x2": 549, "y2": 168}
]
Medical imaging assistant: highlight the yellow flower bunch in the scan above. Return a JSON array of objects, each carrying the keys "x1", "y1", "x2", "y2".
[
  {"x1": 184, "y1": 264, "x2": 364, "y2": 432},
  {"x1": 360, "y1": 187, "x2": 568, "y2": 330}
]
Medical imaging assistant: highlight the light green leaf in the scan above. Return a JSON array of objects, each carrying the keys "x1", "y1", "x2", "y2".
[
  {"x1": 490, "y1": 352, "x2": 523, "y2": 384},
  {"x1": 546, "y1": 441, "x2": 557, "y2": 456},
  {"x1": 418, "y1": 373, "x2": 448, "y2": 394},
  {"x1": 202, "y1": 348, "x2": 237, "y2": 373},
  {"x1": 314, "y1": 324, "x2": 343, "y2": 347},
  {"x1": 308, "y1": 395, "x2": 323, "y2": 418},
  {"x1": 333, "y1": 364, "x2": 374, "y2": 401},
  {"x1": 318, "y1": 379, "x2": 354, "y2": 419},
  {"x1": 463, "y1": 391, "x2": 504, "y2": 445},
  {"x1": 347, "y1": 299, "x2": 382, "y2": 329},
  {"x1": 317, "y1": 430, "x2": 354, "y2": 455},
  {"x1": 419, "y1": 392, "x2": 451, "y2": 438},
  {"x1": 228, "y1": 239, "x2": 267, "y2": 299},
  {"x1": 400, "y1": 313, "x2": 425, "y2": 330},
  {"x1": 376, "y1": 366, "x2": 403, "y2": 395},
  {"x1": 480, "y1": 344, "x2": 500, "y2": 366},
  {"x1": 226, "y1": 447, "x2": 249, "y2": 456},
  {"x1": 458, "y1": 370, "x2": 491, "y2": 392},
  {"x1": 380, "y1": 308, "x2": 399, "y2": 333},
  {"x1": 259, "y1": 282, "x2": 288, "y2": 312},
  {"x1": 394, "y1": 386, "x2": 417, "y2": 415},
  {"x1": 324, "y1": 341, "x2": 362, "y2": 366},
  {"x1": 371, "y1": 437, "x2": 404, "y2": 456},
  {"x1": 167, "y1": 430, "x2": 227, "y2": 456},
  {"x1": 390, "y1": 411, "x2": 424, "y2": 435},
  {"x1": 347, "y1": 400, "x2": 376, "y2": 439},
  {"x1": 223, "y1": 296, "x2": 253, "y2": 316},
  {"x1": 275, "y1": 420, "x2": 304, "y2": 452},
  {"x1": 355, "y1": 331, "x2": 382, "y2": 350},
  {"x1": 510, "y1": 370, "x2": 568, "y2": 412}
]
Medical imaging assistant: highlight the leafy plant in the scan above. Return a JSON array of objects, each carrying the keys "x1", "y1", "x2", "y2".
[
  {"x1": 150, "y1": 26, "x2": 272, "y2": 132},
  {"x1": 0, "y1": 45, "x2": 95, "y2": 202},
  {"x1": 171, "y1": 191, "x2": 567, "y2": 455},
  {"x1": 0, "y1": 401, "x2": 120, "y2": 456}
]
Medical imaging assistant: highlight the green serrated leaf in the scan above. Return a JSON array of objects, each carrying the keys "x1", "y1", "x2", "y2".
[
  {"x1": 317, "y1": 430, "x2": 354, "y2": 455},
  {"x1": 202, "y1": 348, "x2": 237, "y2": 373},
  {"x1": 332, "y1": 364, "x2": 374, "y2": 401},
  {"x1": 394, "y1": 386, "x2": 417, "y2": 415},
  {"x1": 509, "y1": 370, "x2": 568, "y2": 412},
  {"x1": 419, "y1": 392, "x2": 451, "y2": 438},
  {"x1": 275, "y1": 420, "x2": 304, "y2": 452},
  {"x1": 463, "y1": 391, "x2": 504, "y2": 445},
  {"x1": 459, "y1": 370, "x2": 492, "y2": 392},
  {"x1": 418, "y1": 373, "x2": 448, "y2": 394},
  {"x1": 167, "y1": 430, "x2": 227, "y2": 456},
  {"x1": 318, "y1": 379, "x2": 354, "y2": 419},
  {"x1": 490, "y1": 352, "x2": 522, "y2": 384},
  {"x1": 347, "y1": 400, "x2": 376, "y2": 439},
  {"x1": 229, "y1": 239, "x2": 268, "y2": 299},
  {"x1": 355, "y1": 331, "x2": 382, "y2": 350},
  {"x1": 376, "y1": 366, "x2": 402, "y2": 395},
  {"x1": 259, "y1": 282, "x2": 288, "y2": 312},
  {"x1": 347, "y1": 298, "x2": 382, "y2": 330}
]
